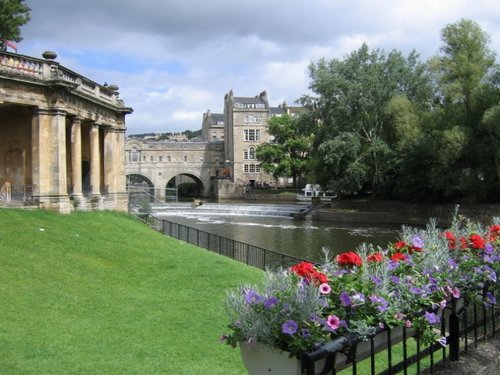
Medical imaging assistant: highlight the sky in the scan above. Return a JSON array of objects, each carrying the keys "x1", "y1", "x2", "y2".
[{"x1": 16, "y1": 0, "x2": 500, "y2": 135}]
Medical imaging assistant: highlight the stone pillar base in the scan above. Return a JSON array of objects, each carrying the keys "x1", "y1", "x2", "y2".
[
  {"x1": 103, "y1": 192, "x2": 129, "y2": 212},
  {"x1": 33, "y1": 194, "x2": 72, "y2": 214}
]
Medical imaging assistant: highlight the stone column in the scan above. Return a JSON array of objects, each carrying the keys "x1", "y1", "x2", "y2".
[
  {"x1": 89, "y1": 123, "x2": 101, "y2": 196},
  {"x1": 31, "y1": 110, "x2": 43, "y2": 198},
  {"x1": 114, "y1": 128, "x2": 127, "y2": 194},
  {"x1": 31, "y1": 108, "x2": 70, "y2": 213},
  {"x1": 103, "y1": 127, "x2": 115, "y2": 194},
  {"x1": 102, "y1": 127, "x2": 128, "y2": 211},
  {"x1": 70, "y1": 117, "x2": 83, "y2": 196}
]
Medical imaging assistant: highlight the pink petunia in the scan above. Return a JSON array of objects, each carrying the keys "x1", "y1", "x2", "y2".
[
  {"x1": 326, "y1": 315, "x2": 340, "y2": 330},
  {"x1": 319, "y1": 283, "x2": 331, "y2": 295}
]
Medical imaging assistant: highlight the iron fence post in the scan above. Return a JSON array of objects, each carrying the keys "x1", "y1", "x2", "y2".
[{"x1": 449, "y1": 298, "x2": 460, "y2": 361}]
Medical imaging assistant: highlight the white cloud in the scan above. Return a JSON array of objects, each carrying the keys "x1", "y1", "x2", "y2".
[{"x1": 18, "y1": 0, "x2": 500, "y2": 134}]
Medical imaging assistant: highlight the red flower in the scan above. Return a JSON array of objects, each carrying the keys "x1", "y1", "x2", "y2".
[
  {"x1": 489, "y1": 225, "x2": 500, "y2": 242},
  {"x1": 469, "y1": 234, "x2": 485, "y2": 249},
  {"x1": 391, "y1": 252, "x2": 407, "y2": 262},
  {"x1": 290, "y1": 261, "x2": 328, "y2": 284},
  {"x1": 409, "y1": 246, "x2": 423, "y2": 254},
  {"x1": 290, "y1": 261, "x2": 315, "y2": 276},
  {"x1": 444, "y1": 231, "x2": 456, "y2": 250},
  {"x1": 367, "y1": 252, "x2": 383, "y2": 262},
  {"x1": 459, "y1": 237, "x2": 468, "y2": 250},
  {"x1": 336, "y1": 251, "x2": 363, "y2": 267},
  {"x1": 394, "y1": 241, "x2": 407, "y2": 250},
  {"x1": 313, "y1": 271, "x2": 328, "y2": 284}
]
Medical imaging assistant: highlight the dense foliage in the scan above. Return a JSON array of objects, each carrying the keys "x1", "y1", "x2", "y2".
[
  {"x1": 0, "y1": 0, "x2": 30, "y2": 50},
  {"x1": 296, "y1": 19, "x2": 500, "y2": 203},
  {"x1": 255, "y1": 114, "x2": 312, "y2": 187}
]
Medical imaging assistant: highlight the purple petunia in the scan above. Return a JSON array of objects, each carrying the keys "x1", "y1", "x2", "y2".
[
  {"x1": 388, "y1": 261, "x2": 400, "y2": 271},
  {"x1": 412, "y1": 235, "x2": 424, "y2": 249},
  {"x1": 282, "y1": 320, "x2": 298, "y2": 335},
  {"x1": 390, "y1": 275, "x2": 401, "y2": 284},
  {"x1": 264, "y1": 296, "x2": 278, "y2": 309},
  {"x1": 370, "y1": 295, "x2": 388, "y2": 312},
  {"x1": 484, "y1": 244, "x2": 494, "y2": 255},
  {"x1": 485, "y1": 292, "x2": 497, "y2": 308},
  {"x1": 424, "y1": 311, "x2": 440, "y2": 325},
  {"x1": 340, "y1": 291, "x2": 352, "y2": 307},
  {"x1": 410, "y1": 286, "x2": 424, "y2": 295},
  {"x1": 448, "y1": 258, "x2": 458, "y2": 270},
  {"x1": 300, "y1": 328, "x2": 311, "y2": 338},
  {"x1": 244, "y1": 289, "x2": 263, "y2": 304}
]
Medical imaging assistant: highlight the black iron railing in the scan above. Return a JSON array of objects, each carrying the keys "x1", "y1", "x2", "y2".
[
  {"x1": 301, "y1": 289, "x2": 498, "y2": 374},
  {"x1": 151, "y1": 216, "x2": 306, "y2": 270}
]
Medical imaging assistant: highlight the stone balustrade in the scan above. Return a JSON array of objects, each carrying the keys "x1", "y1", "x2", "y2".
[{"x1": 0, "y1": 51, "x2": 121, "y2": 106}]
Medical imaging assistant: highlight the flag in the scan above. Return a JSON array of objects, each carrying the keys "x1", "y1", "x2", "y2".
[{"x1": 1, "y1": 39, "x2": 17, "y2": 53}]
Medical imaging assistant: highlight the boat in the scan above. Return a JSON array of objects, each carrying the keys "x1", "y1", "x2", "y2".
[{"x1": 295, "y1": 184, "x2": 337, "y2": 202}]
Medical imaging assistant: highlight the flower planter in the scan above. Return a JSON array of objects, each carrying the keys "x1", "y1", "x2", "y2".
[
  {"x1": 240, "y1": 342, "x2": 300, "y2": 375},
  {"x1": 239, "y1": 342, "x2": 326, "y2": 375}
]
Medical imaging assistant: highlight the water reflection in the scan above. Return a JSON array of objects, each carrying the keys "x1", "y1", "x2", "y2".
[{"x1": 160, "y1": 213, "x2": 400, "y2": 262}]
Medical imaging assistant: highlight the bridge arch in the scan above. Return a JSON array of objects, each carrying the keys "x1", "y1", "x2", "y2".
[
  {"x1": 125, "y1": 138, "x2": 224, "y2": 200},
  {"x1": 166, "y1": 172, "x2": 205, "y2": 198}
]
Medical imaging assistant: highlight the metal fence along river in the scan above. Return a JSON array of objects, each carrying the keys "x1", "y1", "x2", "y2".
[{"x1": 150, "y1": 216, "x2": 307, "y2": 269}]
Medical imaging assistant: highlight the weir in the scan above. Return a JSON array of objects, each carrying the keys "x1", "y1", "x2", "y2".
[{"x1": 151, "y1": 202, "x2": 310, "y2": 218}]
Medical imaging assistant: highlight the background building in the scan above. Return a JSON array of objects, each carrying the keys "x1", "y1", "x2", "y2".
[{"x1": 126, "y1": 90, "x2": 297, "y2": 200}]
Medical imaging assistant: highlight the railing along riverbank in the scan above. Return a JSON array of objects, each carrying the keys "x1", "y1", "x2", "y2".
[
  {"x1": 300, "y1": 288, "x2": 499, "y2": 374},
  {"x1": 147, "y1": 215, "x2": 306, "y2": 270}
]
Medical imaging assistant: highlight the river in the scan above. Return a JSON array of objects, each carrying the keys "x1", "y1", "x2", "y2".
[{"x1": 153, "y1": 202, "x2": 400, "y2": 262}]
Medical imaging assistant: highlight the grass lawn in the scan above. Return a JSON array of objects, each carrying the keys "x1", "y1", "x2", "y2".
[{"x1": 0, "y1": 209, "x2": 262, "y2": 374}]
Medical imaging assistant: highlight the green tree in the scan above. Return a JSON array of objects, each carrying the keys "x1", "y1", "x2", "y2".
[
  {"x1": 0, "y1": 0, "x2": 30, "y2": 51},
  {"x1": 420, "y1": 19, "x2": 500, "y2": 202},
  {"x1": 300, "y1": 44, "x2": 432, "y2": 196},
  {"x1": 429, "y1": 19, "x2": 496, "y2": 119},
  {"x1": 255, "y1": 114, "x2": 311, "y2": 187}
]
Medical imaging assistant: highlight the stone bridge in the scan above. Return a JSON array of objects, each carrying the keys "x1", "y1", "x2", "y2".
[{"x1": 125, "y1": 138, "x2": 225, "y2": 200}]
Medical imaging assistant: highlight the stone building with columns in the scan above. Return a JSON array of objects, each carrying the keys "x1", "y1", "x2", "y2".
[{"x1": 0, "y1": 50, "x2": 132, "y2": 213}]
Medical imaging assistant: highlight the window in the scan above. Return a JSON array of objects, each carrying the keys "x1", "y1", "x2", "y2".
[
  {"x1": 184, "y1": 155, "x2": 188, "y2": 162},
  {"x1": 244, "y1": 129, "x2": 260, "y2": 141},
  {"x1": 150, "y1": 156, "x2": 154, "y2": 162},
  {"x1": 143, "y1": 156, "x2": 146, "y2": 161},
  {"x1": 244, "y1": 147, "x2": 256, "y2": 160},
  {"x1": 244, "y1": 115, "x2": 262, "y2": 124},
  {"x1": 130, "y1": 148, "x2": 139, "y2": 162},
  {"x1": 159, "y1": 156, "x2": 163, "y2": 162},
  {"x1": 243, "y1": 164, "x2": 261, "y2": 173},
  {"x1": 167, "y1": 156, "x2": 171, "y2": 162}
]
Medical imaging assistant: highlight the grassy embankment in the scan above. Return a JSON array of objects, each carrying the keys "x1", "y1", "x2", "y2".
[{"x1": 0, "y1": 209, "x2": 262, "y2": 375}]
